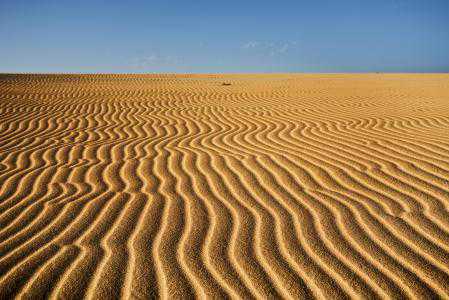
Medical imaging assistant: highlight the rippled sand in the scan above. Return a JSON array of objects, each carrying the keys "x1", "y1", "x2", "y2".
[{"x1": 1, "y1": 73, "x2": 449, "y2": 299}]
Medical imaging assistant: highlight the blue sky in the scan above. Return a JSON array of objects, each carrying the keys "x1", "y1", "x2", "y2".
[{"x1": 1, "y1": 0, "x2": 448, "y2": 73}]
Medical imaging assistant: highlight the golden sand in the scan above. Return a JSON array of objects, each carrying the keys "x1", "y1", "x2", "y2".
[{"x1": 1, "y1": 74, "x2": 449, "y2": 299}]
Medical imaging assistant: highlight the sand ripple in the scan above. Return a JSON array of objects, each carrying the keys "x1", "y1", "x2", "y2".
[{"x1": 1, "y1": 74, "x2": 449, "y2": 299}]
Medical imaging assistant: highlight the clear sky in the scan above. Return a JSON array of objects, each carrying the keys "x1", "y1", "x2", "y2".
[{"x1": 1, "y1": 0, "x2": 448, "y2": 73}]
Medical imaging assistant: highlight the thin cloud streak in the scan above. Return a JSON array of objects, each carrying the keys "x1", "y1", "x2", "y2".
[{"x1": 241, "y1": 41, "x2": 298, "y2": 56}]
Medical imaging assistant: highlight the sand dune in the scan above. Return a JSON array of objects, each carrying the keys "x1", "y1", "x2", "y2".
[{"x1": 1, "y1": 73, "x2": 449, "y2": 299}]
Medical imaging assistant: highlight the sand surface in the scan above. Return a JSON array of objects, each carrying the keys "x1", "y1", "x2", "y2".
[{"x1": 1, "y1": 74, "x2": 449, "y2": 299}]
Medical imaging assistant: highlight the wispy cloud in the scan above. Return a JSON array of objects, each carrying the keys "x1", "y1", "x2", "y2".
[
  {"x1": 242, "y1": 41, "x2": 260, "y2": 49},
  {"x1": 130, "y1": 54, "x2": 181, "y2": 69},
  {"x1": 241, "y1": 41, "x2": 298, "y2": 56}
]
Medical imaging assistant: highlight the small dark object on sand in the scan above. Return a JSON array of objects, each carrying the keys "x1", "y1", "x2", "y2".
[{"x1": 222, "y1": 82, "x2": 231, "y2": 86}]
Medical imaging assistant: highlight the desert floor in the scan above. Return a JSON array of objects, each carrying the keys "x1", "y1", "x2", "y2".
[{"x1": 1, "y1": 74, "x2": 449, "y2": 299}]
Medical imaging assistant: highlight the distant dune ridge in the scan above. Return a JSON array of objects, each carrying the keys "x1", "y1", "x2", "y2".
[{"x1": 1, "y1": 73, "x2": 449, "y2": 299}]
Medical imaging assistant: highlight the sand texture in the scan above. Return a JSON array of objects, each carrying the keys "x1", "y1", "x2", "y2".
[{"x1": 1, "y1": 73, "x2": 449, "y2": 299}]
